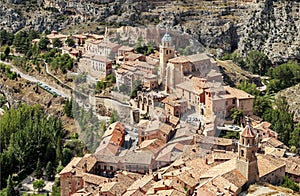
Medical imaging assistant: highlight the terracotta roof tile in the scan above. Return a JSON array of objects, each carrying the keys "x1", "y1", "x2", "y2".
[
  {"x1": 257, "y1": 154, "x2": 285, "y2": 178},
  {"x1": 168, "y1": 56, "x2": 190, "y2": 64},
  {"x1": 59, "y1": 157, "x2": 82, "y2": 175},
  {"x1": 261, "y1": 137, "x2": 283, "y2": 148},
  {"x1": 177, "y1": 171, "x2": 198, "y2": 187},
  {"x1": 82, "y1": 173, "x2": 108, "y2": 185},
  {"x1": 281, "y1": 157, "x2": 300, "y2": 176},
  {"x1": 241, "y1": 125, "x2": 256, "y2": 138},
  {"x1": 221, "y1": 169, "x2": 247, "y2": 188},
  {"x1": 127, "y1": 175, "x2": 154, "y2": 192},
  {"x1": 224, "y1": 86, "x2": 255, "y2": 99}
]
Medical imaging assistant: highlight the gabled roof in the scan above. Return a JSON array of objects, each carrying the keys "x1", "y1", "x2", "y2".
[
  {"x1": 224, "y1": 86, "x2": 255, "y2": 100},
  {"x1": 168, "y1": 56, "x2": 190, "y2": 64},
  {"x1": 59, "y1": 157, "x2": 82, "y2": 175},
  {"x1": 82, "y1": 173, "x2": 107, "y2": 185},
  {"x1": 177, "y1": 171, "x2": 198, "y2": 187},
  {"x1": 281, "y1": 156, "x2": 300, "y2": 176},
  {"x1": 126, "y1": 175, "x2": 154, "y2": 192},
  {"x1": 156, "y1": 143, "x2": 185, "y2": 162},
  {"x1": 186, "y1": 53, "x2": 211, "y2": 63},
  {"x1": 123, "y1": 151, "x2": 154, "y2": 165},
  {"x1": 261, "y1": 137, "x2": 284, "y2": 148},
  {"x1": 257, "y1": 154, "x2": 286, "y2": 178},
  {"x1": 200, "y1": 159, "x2": 236, "y2": 179}
]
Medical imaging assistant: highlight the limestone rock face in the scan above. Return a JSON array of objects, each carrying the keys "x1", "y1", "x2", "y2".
[
  {"x1": 238, "y1": 0, "x2": 300, "y2": 63},
  {"x1": 0, "y1": 4, "x2": 25, "y2": 32},
  {"x1": 1, "y1": 0, "x2": 299, "y2": 63}
]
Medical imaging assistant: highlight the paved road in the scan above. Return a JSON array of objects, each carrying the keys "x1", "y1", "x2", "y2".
[{"x1": 0, "y1": 60, "x2": 70, "y2": 98}]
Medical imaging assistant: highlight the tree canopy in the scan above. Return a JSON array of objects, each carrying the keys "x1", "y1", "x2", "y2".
[
  {"x1": 245, "y1": 50, "x2": 270, "y2": 76},
  {"x1": 267, "y1": 61, "x2": 300, "y2": 93},
  {"x1": 0, "y1": 104, "x2": 63, "y2": 189}
]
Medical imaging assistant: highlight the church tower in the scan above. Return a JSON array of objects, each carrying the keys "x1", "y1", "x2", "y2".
[
  {"x1": 236, "y1": 117, "x2": 259, "y2": 185},
  {"x1": 159, "y1": 31, "x2": 174, "y2": 88}
]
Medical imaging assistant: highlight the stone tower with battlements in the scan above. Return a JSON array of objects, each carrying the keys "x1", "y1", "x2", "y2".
[
  {"x1": 236, "y1": 117, "x2": 259, "y2": 185},
  {"x1": 159, "y1": 32, "x2": 175, "y2": 88}
]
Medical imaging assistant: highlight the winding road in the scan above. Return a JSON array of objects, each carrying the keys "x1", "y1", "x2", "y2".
[{"x1": 0, "y1": 60, "x2": 71, "y2": 98}]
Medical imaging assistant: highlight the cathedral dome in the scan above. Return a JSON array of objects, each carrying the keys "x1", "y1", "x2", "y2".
[{"x1": 162, "y1": 32, "x2": 172, "y2": 43}]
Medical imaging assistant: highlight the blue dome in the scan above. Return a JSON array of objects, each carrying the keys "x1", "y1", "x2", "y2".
[{"x1": 162, "y1": 32, "x2": 172, "y2": 43}]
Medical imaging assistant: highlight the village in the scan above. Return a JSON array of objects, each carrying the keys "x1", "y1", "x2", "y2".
[{"x1": 32, "y1": 29, "x2": 300, "y2": 195}]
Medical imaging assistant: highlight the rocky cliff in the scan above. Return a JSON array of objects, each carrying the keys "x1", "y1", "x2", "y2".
[
  {"x1": 0, "y1": 0, "x2": 299, "y2": 63},
  {"x1": 238, "y1": 0, "x2": 300, "y2": 64}
]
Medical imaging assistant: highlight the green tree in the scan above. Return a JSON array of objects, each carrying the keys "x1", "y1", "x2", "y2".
[
  {"x1": 245, "y1": 50, "x2": 270, "y2": 76},
  {"x1": 38, "y1": 37, "x2": 50, "y2": 51},
  {"x1": 66, "y1": 38, "x2": 75, "y2": 47},
  {"x1": 33, "y1": 179, "x2": 45, "y2": 192},
  {"x1": 263, "y1": 108, "x2": 293, "y2": 146},
  {"x1": 110, "y1": 110, "x2": 119, "y2": 124},
  {"x1": 13, "y1": 31, "x2": 30, "y2": 54},
  {"x1": 51, "y1": 178, "x2": 61, "y2": 196},
  {"x1": 267, "y1": 61, "x2": 300, "y2": 93},
  {"x1": 45, "y1": 161, "x2": 54, "y2": 181},
  {"x1": 0, "y1": 30, "x2": 14, "y2": 46},
  {"x1": 4, "y1": 46, "x2": 10, "y2": 58},
  {"x1": 0, "y1": 104, "x2": 64, "y2": 188},
  {"x1": 237, "y1": 80, "x2": 260, "y2": 96},
  {"x1": 230, "y1": 108, "x2": 243, "y2": 125},
  {"x1": 56, "y1": 138, "x2": 63, "y2": 164},
  {"x1": 56, "y1": 161, "x2": 64, "y2": 173},
  {"x1": 62, "y1": 148, "x2": 73, "y2": 166},
  {"x1": 130, "y1": 79, "x2": 142, "y2": 99},
  {"x1": 35, "y1": 158, "x2": 43, "y2": 179},
  {"x1": 6, "y1": 175, "x2": 15, "y2": 196},
  {"x1": 289, "y1": 126, "x2": 300, "y2": 148},
  {"x1": 53, "y1": 38, "x2": 63, "y2": 48},
  {"x1": 281, "y1": 175, "x2": 299, "y2": 192},
  {"x1": 64, "y1": 99, "x2": 73, "y2": 118},
  {"x1": 253, "y1": 95, "x2": 271, "y2": 117}
]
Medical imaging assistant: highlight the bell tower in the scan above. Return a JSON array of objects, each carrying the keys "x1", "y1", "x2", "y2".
[
  {"x1": 159, "y1": 31, "x2": 174, "y2": 88},
  {"x1": 236, "y1": 117, "x2": 259, "y2": 185}
]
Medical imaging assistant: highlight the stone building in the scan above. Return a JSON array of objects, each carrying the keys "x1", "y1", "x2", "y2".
[
  {"x1": 161, "y1": 95, "x2": 188, "y2": 118},
  {"x1": 84, "y1": 39, "x2": 120, "y2": 58},
  {"x1": 46, "y1": 31, "x2": 68, "y2": 44},
  {"x1": 78, "y1": 53, "x2": 113, "y2": 80}
]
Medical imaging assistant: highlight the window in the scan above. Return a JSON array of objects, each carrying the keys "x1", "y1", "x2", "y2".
[
  {"x1": 232, "y1": 99, "x2": 236, "y2": 104},
  {"x1": 166, "y1": 50, "x2": 168, "y2": 55},
  {"x1": 241, "y1": 150, "x2": 244, "y2": 157},
  {"x1": 110, "y1": 166, "x2": 113, "y2": 171}
]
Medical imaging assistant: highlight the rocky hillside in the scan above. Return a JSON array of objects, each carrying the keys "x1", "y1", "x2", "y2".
[
  {"x1": 277, "y1": 84, "x2": 300, "y2": 122},
  {"x1": 238, "y1": 0, "x2": 300, "y2": 64},
  {"x1": 0, "y1": 0, "x2": 299, "y2": 63}
]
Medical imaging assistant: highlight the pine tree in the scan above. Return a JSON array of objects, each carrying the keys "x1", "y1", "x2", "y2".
[
  {"x1": 6, "y1": 175, "x2": 15, "y2": 196},
  {"x1": 45, "y1": 161, "x2": 54, "y2": 181},
  {"x1": 35, "y1": 158, "x2": 43, "y2": 179}
]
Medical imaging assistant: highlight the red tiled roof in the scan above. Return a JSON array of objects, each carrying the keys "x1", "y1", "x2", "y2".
[{"x1": 241, "y1": 125, "x2": 255, "y2": 138}]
